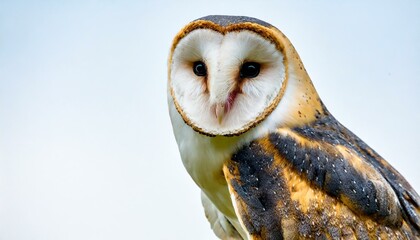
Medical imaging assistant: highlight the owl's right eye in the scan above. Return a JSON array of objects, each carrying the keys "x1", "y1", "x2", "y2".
[{"x1": 193, "y1": 61, "x2": 207, "y2": 76}]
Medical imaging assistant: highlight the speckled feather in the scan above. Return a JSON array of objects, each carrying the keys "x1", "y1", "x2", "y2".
[{"x1": 224, "y1": 107, "x2": 420, "y2": 239}]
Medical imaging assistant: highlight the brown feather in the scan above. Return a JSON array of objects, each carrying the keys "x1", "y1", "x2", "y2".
[{"x1": 223, "y1": 110, "x2": 420, "y2": 239}]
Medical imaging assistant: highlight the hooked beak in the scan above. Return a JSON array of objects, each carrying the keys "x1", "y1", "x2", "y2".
[
  {"x1": 212, "y1": 90, "x2": 239, "y2": 124},
  {"x1": 215, "y1": 103, "x2": 225, "y2": 124}
]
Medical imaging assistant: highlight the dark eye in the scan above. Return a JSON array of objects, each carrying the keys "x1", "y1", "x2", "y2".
[
  {"x1": 193, "y1": 61, "x2": 207, "y2": 76},
  {"x1": 240, "y1": 62, "x2": 260, "y2": 78}
]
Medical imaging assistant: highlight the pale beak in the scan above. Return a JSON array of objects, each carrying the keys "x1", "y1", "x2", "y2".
[{"x1": 215, "y1": 103, "x2": 225, "y2": 124}]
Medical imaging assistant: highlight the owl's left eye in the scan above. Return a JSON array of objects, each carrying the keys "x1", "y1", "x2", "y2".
[
  {"x1": 240, "y1": 62, "x2": 260, "y2": 78},
  {"x1": 193, "y1": 61, "x2": 207, "y2": 76}
]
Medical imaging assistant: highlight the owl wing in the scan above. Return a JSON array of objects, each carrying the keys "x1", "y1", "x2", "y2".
[
  {"x1": 201, "y1": 191, "x2": 243, "y2": 239},
  {"x1": 223, "y1": 114, "x2": 420, "y2": 239}
]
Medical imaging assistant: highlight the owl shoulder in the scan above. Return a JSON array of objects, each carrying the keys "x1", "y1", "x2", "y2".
[{"x1": 223, "y1": 113, "x2": 419, "y2": 238}]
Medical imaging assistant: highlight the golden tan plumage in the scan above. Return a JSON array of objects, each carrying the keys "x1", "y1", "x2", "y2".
[
  {"x1": 168, "y1": 15, "x2": 420, "y2": 239},
  {"x1": 223, "y1": 109, "x2": 420, "y2": 239}
]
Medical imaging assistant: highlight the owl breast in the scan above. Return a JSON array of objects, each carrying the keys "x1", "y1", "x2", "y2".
[{"x1": 169, "y1": 97, "x2": 239, "y2": 216}]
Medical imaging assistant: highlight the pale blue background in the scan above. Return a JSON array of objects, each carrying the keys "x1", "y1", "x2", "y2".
[{"x1": 1, "y1": 1, "x2": 419, "y2": 239}]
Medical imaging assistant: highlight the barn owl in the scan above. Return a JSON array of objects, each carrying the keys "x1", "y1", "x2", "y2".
[{"x1": 167, "y1": 15, "x2": 420, "y2": 239}]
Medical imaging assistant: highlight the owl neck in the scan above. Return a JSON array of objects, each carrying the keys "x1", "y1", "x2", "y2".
[{"x1": 275, "y1": 45, "x2": 326, "y2": 128}]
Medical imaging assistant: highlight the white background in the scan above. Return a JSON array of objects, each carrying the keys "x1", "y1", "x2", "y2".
[{"x1": 1, "y1": 1, "x2": 419, "y2": 239}]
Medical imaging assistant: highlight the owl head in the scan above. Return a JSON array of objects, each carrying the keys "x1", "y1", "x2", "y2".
[{"x1": 168, "y1": 15, "x2": 323, "y2": 137}]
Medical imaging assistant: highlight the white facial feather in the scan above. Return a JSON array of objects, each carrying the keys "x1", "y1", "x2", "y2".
[{"x1": 170, "y1": 29, "x2": 285, "y2": 136}]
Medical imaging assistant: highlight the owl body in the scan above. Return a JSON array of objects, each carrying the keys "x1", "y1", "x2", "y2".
[{"x1": 168, "y1": 16, "x2": 420, "y2": 239}]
